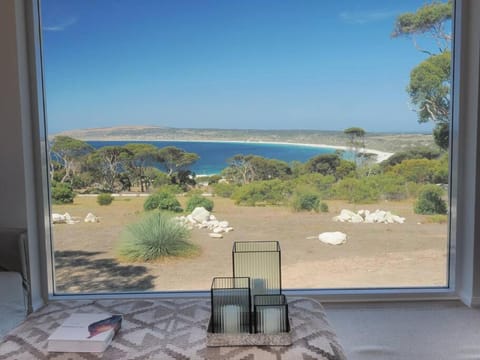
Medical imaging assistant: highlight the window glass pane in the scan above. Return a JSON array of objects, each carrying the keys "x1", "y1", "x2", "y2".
[{"x1": 41, "y1": 0, "x2": 452, "y2": 294}]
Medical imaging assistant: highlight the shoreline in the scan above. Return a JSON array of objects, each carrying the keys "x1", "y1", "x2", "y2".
[{"x1": 87, "y1": 138, "x2": 394, "y2": 164}]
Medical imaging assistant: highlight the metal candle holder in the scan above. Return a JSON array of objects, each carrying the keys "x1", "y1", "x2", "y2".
[
  {"x1": 210, "y1": 277, "x2": 251, "y2": 334},
  {"x1": 232, "y1": 241, "x2": 282, "y2": 305}
]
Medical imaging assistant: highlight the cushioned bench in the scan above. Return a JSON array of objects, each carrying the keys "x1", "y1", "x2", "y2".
[{"x1": 0, "y1": 297, "x2": 346, "y2": 359}]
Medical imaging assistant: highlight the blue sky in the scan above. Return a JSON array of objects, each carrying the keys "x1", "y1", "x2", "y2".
[{"x1": 41, "y1": 0, "x2": 450, "y2": 134}]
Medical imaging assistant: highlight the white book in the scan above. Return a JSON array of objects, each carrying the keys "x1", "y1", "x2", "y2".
[{"x1": 47, "y1": 313, "x2": 121, "y2": 353}]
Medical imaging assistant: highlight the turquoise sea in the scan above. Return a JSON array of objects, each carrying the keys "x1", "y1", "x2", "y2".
[{"x1": 88, "y1": 140, "x2": 342, "y2": 175}]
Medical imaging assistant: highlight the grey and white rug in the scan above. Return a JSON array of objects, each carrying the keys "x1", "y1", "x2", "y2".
[{"x1": 0, "y1": 297, "x2": 346, "y2": 359}]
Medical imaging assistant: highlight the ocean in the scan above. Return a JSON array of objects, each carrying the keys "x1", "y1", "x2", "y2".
[{"x1": 88, "y1": 140, "x2": 341, "y2": 175}]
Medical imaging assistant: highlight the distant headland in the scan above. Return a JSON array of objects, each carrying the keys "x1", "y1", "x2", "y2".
[{"x1": 54, "y1": 125, "x2": 435, "y2": 154}]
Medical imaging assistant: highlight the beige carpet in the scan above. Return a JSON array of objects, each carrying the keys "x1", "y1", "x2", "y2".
[{"x1": 0, "y1": 297, "x2": 346, "y2": 359}]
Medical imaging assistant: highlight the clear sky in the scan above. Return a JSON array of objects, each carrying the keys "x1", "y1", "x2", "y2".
[{"x1": 41, "y1": 0, "x2": 450, "y2": 134}]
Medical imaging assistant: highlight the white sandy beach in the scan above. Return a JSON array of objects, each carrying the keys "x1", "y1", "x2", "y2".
[{"x1": 154, "y1": 138, "x2": 394, "y2": 163}]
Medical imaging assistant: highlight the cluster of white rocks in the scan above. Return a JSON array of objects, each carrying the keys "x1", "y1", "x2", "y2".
[
  {"x1": 333, "y1": 209, "x2": 405, "y2": 224},
  {"x1": 175, "y1": 207, "x2": 233, "y2": 238},
  {"x1": 52, "y1": 212, "x2": 99, "y2": 224}
]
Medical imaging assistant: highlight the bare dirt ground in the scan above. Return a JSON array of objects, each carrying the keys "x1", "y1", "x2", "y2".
[{"x1": 52, "y1": 196, "x2": 448, "y2": 293}]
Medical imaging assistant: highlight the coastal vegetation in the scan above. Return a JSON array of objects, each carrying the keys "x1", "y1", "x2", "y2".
[{"x1": 48, "y1": 131, "x2": 448, "y2": 217}]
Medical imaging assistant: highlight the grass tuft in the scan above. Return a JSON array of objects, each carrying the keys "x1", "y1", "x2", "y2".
[{"x1": 118, "y1": 212, "x2": 197, "y2": 261}]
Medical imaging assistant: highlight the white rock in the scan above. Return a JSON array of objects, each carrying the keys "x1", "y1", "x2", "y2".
[
  {"x1": 350, "y1": 214, "x2": 364, "y2": 223},
  {"x1": 213, "y1": 227, "x2": 224, "y2": 233},
  {"x1": 191, "y1": 207, "x2": 210, "y2": 223},
  {"x1": 208, "y1": 220, "x2": 220, "y2": 228},
  {"x1": 218, "y1": 221, "x2": 229, "y2": 228},
  {"x1": 52, "y1": 213, "x2": 66, "y2": 224},
  {"x1": 209, "y1": 214, "x2": 217, "y2": 221},
  {"x1": 392, "y1": 215, "x2": 406, "y2": 224},
  {"x1": 209, "y1": 233, "x2": 223, "y2": 238},
  {"x1": 318, "y1": 232, "x2": 347, "y2": 245},
  {"x1": 84, "y1": 213, "x2": 98, "y2": 223},
  {"x1": 186, "y1": 214, "x2": 197, "y2": 224},
  {"x1": 224, "y1": 227, "x2": 234, "y2": 232}
]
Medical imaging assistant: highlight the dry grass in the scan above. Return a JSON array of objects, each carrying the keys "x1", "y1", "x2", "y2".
[{"x1": 52, "y1": 195, "x2": 448, "y2": 293}]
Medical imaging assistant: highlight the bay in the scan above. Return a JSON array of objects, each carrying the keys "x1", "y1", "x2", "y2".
[{"x1": 88, "y1": 140, "x2": 342, "y2": 175}]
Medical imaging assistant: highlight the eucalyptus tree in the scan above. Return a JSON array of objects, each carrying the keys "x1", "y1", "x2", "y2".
[
  {"x1": 50, "y1": 135, "x2": 94, "y2": 183},
  {"x1": 87, "y1": 146, "x2": 132, "y2": 192},
  {"x1": 123, "y1": 143, "x2": 162, "y2": 192},
  {"x1": 392, "y1": 0, "x2": 452, "y2": 149},
  {"x1": 222, "y1": 154, "x2": 291, "y2": 185},
  {"x1": 344, "y1": 127, "x2": 366, "y2": 166},
  {"x1": 157, "y1": 146, "x2": 199, "y2": 187}
]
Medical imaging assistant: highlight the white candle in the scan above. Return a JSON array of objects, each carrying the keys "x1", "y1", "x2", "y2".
[
  {"x1": 261, "y1": 308, "x2": 282, "y2": 334},
  {"x1": 221, "y1": 305, "x2": 241, "y2": 333}
]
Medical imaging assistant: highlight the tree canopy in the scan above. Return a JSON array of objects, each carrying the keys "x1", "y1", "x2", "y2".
[
  {"x1": 392, "y1": 0, "x2": 452, "y2": 150},
  {"x1": 50, "y1": 136, "x2": 93, "y2": 183},
  {"x1": 157, "y1": 146, "x2": 199, "y2": 177}
]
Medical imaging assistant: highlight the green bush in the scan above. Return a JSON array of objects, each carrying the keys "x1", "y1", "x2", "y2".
[
  {"x1": 185, "y1": 195, "x2": 214, "y2": 212},
  {"x1": 118, "y1": 212, "x2": 197, "y2": 261},
  {"x1": 320, "y1": 202, "x2": 329, "y2": 213},
  {"x1": 331, "y1": 177, "x2": 380, "y2": 203},
  {"x1": 51, "y1": 181, "x2": 75, "y2": 204},
  {"x1": 144, "y1": 191, "x2": 183, "y2": 212},
  {"x1": 373, "y1": 174, "x2": 409, "y2": 201},
  {"x1": 212, "y1": 182, "x2": 237, "y2": 198},
  {"x1": 414, "y1": 184, "x2": 447, "y2": 215},
  {"x1": 292, "y1": 173, "x2": 336, "y2": 198},
  {"x1": 291, "y1": 191, "x2": 321, "y2": 212},
  {"x1": 232, "y1": 179, "x2": 292, "y2": 206},
  {"x1": 97, "y1": 193, "x2": 114, "y2": 206}
]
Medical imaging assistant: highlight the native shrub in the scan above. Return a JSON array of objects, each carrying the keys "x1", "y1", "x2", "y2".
[
  {"x1": 387, "y1": 158, "x2": 440, "y2": 184},
  {"x1": 211, "y1": 182, "x2": 237, "y2": 198},
  {"x1": 331, "y1": 177, "x2": 380, "y2": 203},
  {"x1": 292, "y1": 173, "x2": 336, "y2": 198},
  {"x1": 320, "y1": 202, "x2": 329, "y2": 213},
  {"x1": 232, "y1": 179, "x2": 292, "y2": 206},
  {"x1": 291, "y1": 191, "x2": 321, "y2": 212},
  {"x1": 97, "y1": 193, "x2": 113, "y2": 206},
  {"x1": 186, "y1": 195, "x2": 214, "y2": 212},
  {"x1": 118, "y1": 212, "x2": 197, "y2": 261},
  {"x1": 414, "y1": 184, "x2": 447, "y2": 214},
  {"x1": 51, "y1": 181, "x2": 75, "y2": 204},
  {"x1": 144, "y1": 191, "x2": 182, "y2": 212}
]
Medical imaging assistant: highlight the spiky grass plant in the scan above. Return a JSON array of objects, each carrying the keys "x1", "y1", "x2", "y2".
[{"x1": 118, "y1": 212, "x2": 197, "y2": 261}]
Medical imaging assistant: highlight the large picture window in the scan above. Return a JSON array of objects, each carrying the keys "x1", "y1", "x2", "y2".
[{"x1": 41, "y1": 0, "x2": 453, "y2": 294}]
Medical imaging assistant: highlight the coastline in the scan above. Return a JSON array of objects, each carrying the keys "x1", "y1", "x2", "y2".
[{"x1": 87, "y1": 138, "x2": 394, "y2": 164}]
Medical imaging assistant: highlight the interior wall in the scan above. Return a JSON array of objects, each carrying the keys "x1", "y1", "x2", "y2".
[
  {"x1": 0, "y1": 0, "x2": 46, "y2": 310},
  {"x1": 454, "y1": 0, "x2": 480, "y2": 307}
]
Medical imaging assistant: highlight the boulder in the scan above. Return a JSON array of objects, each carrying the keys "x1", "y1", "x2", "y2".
[
  {"x1": 350, "y1": 214, "x2": 364, "y2": 223},
  {"x1": 191, "y1": 207, "x2": 210, "y2": 223},
  {"x1": 84, "y1": 213, "x2": 99, "y2": 223},
  {"x1": 318, "y1": 232, "x2": 347, "y2": 245},
  {"x1": 333, "y1": 209, "x2": 358, "y2": 222},
  {"x1": 52, "y1": 213, "x2": 66, "y2": 224},
  {"x1": 209, "y1": 233, "x2": 223, "y2": 238}
]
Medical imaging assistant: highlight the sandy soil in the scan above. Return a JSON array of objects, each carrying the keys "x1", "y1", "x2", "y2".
[{"x1": 52, "y1": 196, "x2": 448, "y2": 293}]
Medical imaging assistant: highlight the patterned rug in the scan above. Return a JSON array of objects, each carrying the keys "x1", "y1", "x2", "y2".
[{"x1": 0, "y1": 297, "x2": 346, "y2": 359}]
